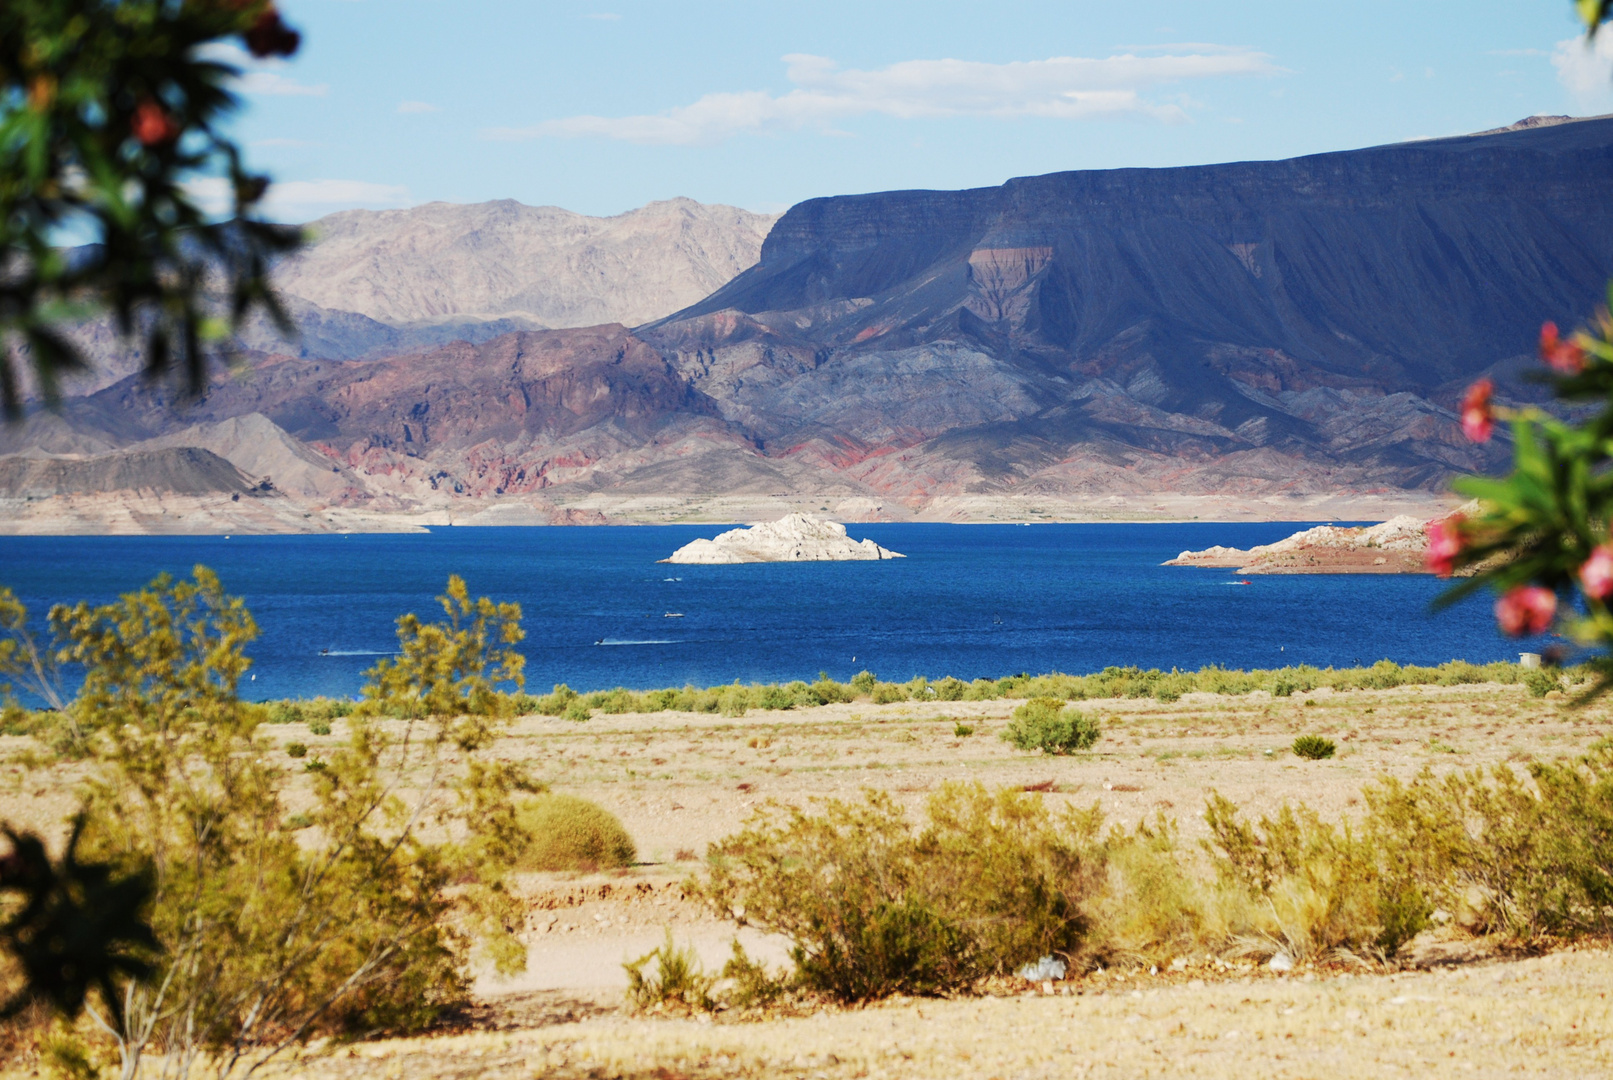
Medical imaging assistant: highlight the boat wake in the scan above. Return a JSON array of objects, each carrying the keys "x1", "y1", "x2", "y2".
[{"x1": 596, "y1": 639, "x2": 676, "y2": 646}]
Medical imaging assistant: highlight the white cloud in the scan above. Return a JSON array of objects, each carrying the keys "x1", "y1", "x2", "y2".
[
  {"x1": 397, "y1": 100, "x2": 441, "y2": 114},
  {"x1": 488, "y1": 48, "x2": 1282, "y2": 146},
  {"x1": 264, "y1": 180, "x2": 412, "y2": 219},
  {"x1": 1553, "y1": 34, "x2": 1613, "y2": 106},
  {"x1": 193, "y1": 41, "x2": 327, "y2": 96},
  {"x1": 185, "y1": 177, "x2": 411, "y2": 221},
  {"x1": 238, "y1": 71, "x2": 328, "y2": 96}
]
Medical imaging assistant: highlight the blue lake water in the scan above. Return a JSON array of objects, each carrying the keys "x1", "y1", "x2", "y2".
[{"x1": 0, "y1": 523, "x2": 1522, "y2": 702}]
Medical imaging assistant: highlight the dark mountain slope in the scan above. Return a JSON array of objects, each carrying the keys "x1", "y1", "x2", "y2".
[
  {"x1": 642, "y1": 118, "x2": 1613, "y2": 502},
  {"x1": 9, "y1": 120, "x2": 1611, "y2": 525}
]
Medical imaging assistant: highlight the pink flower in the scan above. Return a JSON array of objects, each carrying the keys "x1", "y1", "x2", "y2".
[
  {"x1": 1540, "y1": 321, "x2": 1586, "y2": 375},
  {"x1": 1495, "y1": 586, "x2": 1556, "y2": 637},
  {"x1": 1581, "y1": 544, "x2": 1613, "y2": 601},
  {"x1": 1461, "y1": 379, "x2": 1494, "y2": 443},
  {"x1": 131, "y1": 98, "x2": 178, "y2": 147},
  {"x1": 1425, "y1": 516, "x2": 1464, "y2": 578}
]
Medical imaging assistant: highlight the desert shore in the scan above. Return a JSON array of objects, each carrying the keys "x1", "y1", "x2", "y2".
[{"x1": 3, "y1": 678, "x2": 1608, "y2": 1078}]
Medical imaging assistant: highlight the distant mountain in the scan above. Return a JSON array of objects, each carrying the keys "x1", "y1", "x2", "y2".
[
  {"x1": 21, "y1": 197, "x2": 779, "y2": 400},
  {"x1": 7, "y1": 118, "x2": 1613, "y2": 531},
  {"x1": 273, "y1": 197, "x2": 780, "y2": 331}
]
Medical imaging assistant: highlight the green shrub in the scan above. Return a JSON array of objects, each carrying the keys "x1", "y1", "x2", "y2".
[
  {"x1": 701, "y1": 784, "x2": 1101, "y2": 1001},
  {"x1": 266, "y1": 701, "x2": 304, "y2": 724},
  {"x1": 285, "y1": 742, "x2": 308, "y2": 758},
  {"x1": 624, "y1": 931, "x2": 714, "y2": 1012},
  {"x1": 1291, "y1": 735, "x2": 1336, "y2": 760},
  {"x1": 933, "y1": 676, "x2": 966, "y2": 701},
  {"x1": 535, "y1": 683, "x2": 579, "y2": 716},
  {"x1": 871, "y1": 682, "x2": 907, "y2": 704},
  {"x1": 954, "y1": 723, "x2": 975, "y2": 737},
  {"x1": 307, "y1": 719, "x2": 331, "y2": 736},
  {"x1": 1003, "y1": 699, "x2": 1101, "y2": 755},
  {"x1": 564, "y1": 700, "x2": 591, "y2": 722},
  {"x1": 514, "y1": 793, "x2": 637, "y2": 871},
  {"x1": 1272, "y1": 677, "x2": 1296, "y2": 698},
  {"x1": 1525, "y1": 668, "x2": 1561, "y2": 698},
  {"x1": 719, "y1": 685, "x2": 750, "y2": 718},
  {"x1": 850, "y1": 670, "x2": 877, "y2": 694},
  {"x1": 806, "y1": 674, "x2": 854, "y2": 706},
  {"x1": 755, "y1": 684, "x2": 795, "y2": 711}
]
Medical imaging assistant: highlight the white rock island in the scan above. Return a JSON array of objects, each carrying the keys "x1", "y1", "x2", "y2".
[{"x1": 660, "y1": 513, "x2": 905, "y2": 565}]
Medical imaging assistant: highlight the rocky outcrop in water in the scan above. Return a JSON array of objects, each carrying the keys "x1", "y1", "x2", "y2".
[
  {"x1": 661, "y1": 514, "x2": 904, "y2": 564},
  {"x1": 1163, "y1": 502, "x2": 1481, "y2": 574}
]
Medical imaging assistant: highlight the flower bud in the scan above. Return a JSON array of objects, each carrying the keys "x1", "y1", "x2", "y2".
[
  {"x1": 1539, "y1": 321, "x2": 1586, "y2": 375},
  {"x1": 1425, "y1": 517, "x2": 1464, "y2": 578},
  {"x1": 1495, "y1": 585, "x2": 1556, "y2": 637},
  {"x1": 1461, "y1": 378, "x2": 1494, "y2": 443},
  {"x1": 131, "y1": 98, "x2": 179, "y2": 147},
  {"x1": 1581, "y1": 544, "x2": 1613, "y2": 601}
]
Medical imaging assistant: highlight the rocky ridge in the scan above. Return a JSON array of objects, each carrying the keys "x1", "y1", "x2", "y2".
[
  {"x1": 1162, "y1": 502, "x2": 1480, "y2": 573},
  {"x1": 6, "y1": 118, "x2": 1613, "y2": 532},
  {"x1": 660, "y1": 514, "x2": 904, "y2": 564}
]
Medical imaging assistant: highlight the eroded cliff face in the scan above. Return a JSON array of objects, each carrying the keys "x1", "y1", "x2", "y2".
[
  {"x1": 639, "y1": 117, "x2": 1613, "y2": 504},
  {"x1": 7, "y1": 120, "x2": 1613, "y2": 530}
]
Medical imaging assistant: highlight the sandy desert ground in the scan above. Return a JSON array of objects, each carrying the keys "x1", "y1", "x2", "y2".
[{"x1": 3, "y1": 679, "x2": 1611, "y2": 1077}]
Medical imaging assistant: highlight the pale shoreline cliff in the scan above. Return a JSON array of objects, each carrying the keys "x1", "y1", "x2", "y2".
[{"x1": 660, "y1": 514, "x2": 905, "y2": 564}]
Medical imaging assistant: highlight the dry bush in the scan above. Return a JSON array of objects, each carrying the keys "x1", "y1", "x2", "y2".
[
  {"x1": 0, "y1": 570, "x2": 539, "y2": 1080},
  {"x1": 700, "y1": 783, "x2": 1103, "y2": 1001},
  {"x1": 514, "y1": 794, "x2": 637, "y2": 872},
  {"x1": 1363, "y1": 744, "x2": 1613, "y2": 940},
  {"x1": 1203, "y1": 795, "x2": 1428, "y2": 961}
]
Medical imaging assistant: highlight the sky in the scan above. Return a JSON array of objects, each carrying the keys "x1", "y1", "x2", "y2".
[{"x1": 226, "y1": 1, "x2": 1613, "y2": 222}]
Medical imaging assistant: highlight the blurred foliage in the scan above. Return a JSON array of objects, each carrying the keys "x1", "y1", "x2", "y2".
[
  {"x1": 0, "y1": 817, "x2": 157, "y2": 1026},
  {"x1": 0, "y1": 569, "x2": 541, "y2": 1079},
  {"x1": 1, "y1": 0, "x2": 304, "y2": 414}
]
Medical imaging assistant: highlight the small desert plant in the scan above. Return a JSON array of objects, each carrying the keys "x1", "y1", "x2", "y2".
[
  {"x1": 284, "y1": 742, "x2": 307, "y2": 759},
  {"x1": 534, "y1": 683, "x2": 579, "y2": 716},
  {"x1": 721, "y1": 940, "x2": 789, "y2": 1008},
  {"x1": 1291, "y1": 735, "x2": 1336, "y2": 760},
  {"x1": 850, "y1": 670, "x2": 877, "y2": 694},
  {"x1": 515, "y1": 793, "x2": 637, "y2": 871},
  {"x1": 871, "y1": 682, "x2": 906, "y2": 704},
  {"x1": 1003, "y1": 699, "x2": 1101, "y2": 754},
  {"x1": 1524, "y1": 667, "x2": 1561, "y2": 698},
  {"x1": 306, "y1": 719, "x2": 331, "y2": 736},
  {"x1": 954, "y1": 722, "x2": 975, "y2": 737},
  {"x1": 624, "y1": 931, "x2": 715, "y2": 1012}
]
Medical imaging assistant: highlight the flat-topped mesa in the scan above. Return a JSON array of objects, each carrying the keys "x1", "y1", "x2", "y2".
[
  {"x1": 1163, "y1": 507, "x2": 1476, "y2": 574},
  {"x1": 660, "y1": 513, "x2": 905, "y2": 564}
]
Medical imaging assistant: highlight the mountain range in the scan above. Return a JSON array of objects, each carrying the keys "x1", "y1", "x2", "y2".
[{"x1": 4, "y1": 116, "x2": 1611, "y2": 532}]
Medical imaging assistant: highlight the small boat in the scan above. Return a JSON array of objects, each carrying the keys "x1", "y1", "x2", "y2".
[{"x1": 663, "y1": 612, "x2": 685, "y2": 618}]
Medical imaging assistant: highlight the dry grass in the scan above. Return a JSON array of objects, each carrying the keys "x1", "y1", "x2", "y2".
[
  {"x1": 234, "y1": 948, "x2": 1613, "y2": 1079},
  {"x1": 4, "y1": 679, "x2": 1612, "y2": 1078}
]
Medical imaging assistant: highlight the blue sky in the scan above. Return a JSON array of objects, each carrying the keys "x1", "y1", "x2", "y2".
[{"x1": 230, "y1": 1, "x2": 1613, "y2": 222}]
